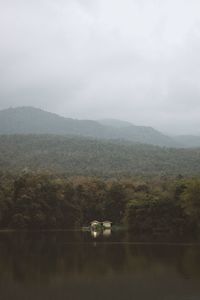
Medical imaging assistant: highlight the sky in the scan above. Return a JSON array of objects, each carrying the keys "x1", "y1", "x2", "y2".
[{"x1": 1, "y1": 0, "x2": 200, "y2": 135}]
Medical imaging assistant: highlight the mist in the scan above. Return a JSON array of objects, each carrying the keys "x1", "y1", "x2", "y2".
[{"x1": 1, "y1": 0, "x2": 200, "y2": 134}]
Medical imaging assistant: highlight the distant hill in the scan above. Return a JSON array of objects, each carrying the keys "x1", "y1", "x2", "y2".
[
  {"x1": 98, "y1": 119, "x2": 133, "y2": 128},
  {"x1": 173, "y1": 135, "x2": 200, "y2": 148},
  {"x1": 0, "y1": 107, "x2": 180, "y2": 147},
  {"x1": 0, "y1": 107, "x2": 106, "y2": 136},
  {"x1": 0, "y1": 135, "x2": 200, "y2": 176}
]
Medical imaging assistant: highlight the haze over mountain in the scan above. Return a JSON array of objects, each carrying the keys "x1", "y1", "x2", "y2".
[
  {"x1": 99, "y1": 119, "x2": 200, "y2": 148},
  {"x1": 98, "y1": 119, "x2": 134, "y2": 128},
  {"x1": 1, "y1": 1, "x2": 200, "y2": 135},
  {"x1": 0, "y1": 106, "x2": 182, "y2": 147},
  {"x1": 174, "y1": 135, "x2": 200, "y2": 149}
]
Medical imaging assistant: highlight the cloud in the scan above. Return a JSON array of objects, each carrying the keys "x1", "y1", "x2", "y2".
[{"x1": 0, "y1": 0, "x2": 200, "y2": 134}]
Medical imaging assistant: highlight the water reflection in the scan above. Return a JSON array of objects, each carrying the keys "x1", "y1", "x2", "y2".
[
  {"x1": 91, "y1": 228, "x2": 112, "y2": 238},
  {"x1": 0, "y1": 231, "x2": 200, "y2": 300},
  {"x1": 91, "y1": 229, "x2": 101, "y2": 239},
  {"x1": 103, "y1": 229, "x2": 111, "y2": 237}
]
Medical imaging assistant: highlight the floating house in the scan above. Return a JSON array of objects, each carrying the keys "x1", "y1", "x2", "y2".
[
  {"x1": 90, "y1": 220, "x2": 101, "y2": 231},
  {"x1": 90, "y1": 220, "x2": 112, "y2": 238},
  {"x1": 90, "y1": 220, "x2": 112, "y2": 230}
]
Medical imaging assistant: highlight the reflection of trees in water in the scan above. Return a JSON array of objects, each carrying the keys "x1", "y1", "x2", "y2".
[
  {"x1": 0, "y1": 232, "x2": 200, "y2": 284},
  {"x1": 127, "y1": 242, "x2": 200, "y2": 280}
]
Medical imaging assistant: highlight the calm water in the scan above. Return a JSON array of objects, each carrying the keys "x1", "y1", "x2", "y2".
[{"x1": 0, "y1": 231, "x2": 200, "y2": 300}]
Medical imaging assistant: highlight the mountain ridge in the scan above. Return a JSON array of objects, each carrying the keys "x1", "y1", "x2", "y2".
[{"x1": 0, "y1": 106, "x2": 199, "y2": 148}]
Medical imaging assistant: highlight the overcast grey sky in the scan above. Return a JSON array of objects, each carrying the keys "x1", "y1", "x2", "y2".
[{"x1": 1, "y1": 0, "x2": 200, "y2": 134}]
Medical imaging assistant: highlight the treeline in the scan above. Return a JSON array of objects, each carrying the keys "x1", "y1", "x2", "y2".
[
  {"x1": 0, "y1": 172, "x2": 200, "y2": 234},
  {"x1": 1, "y1": 135, "x2": 200, "y2": 176}
]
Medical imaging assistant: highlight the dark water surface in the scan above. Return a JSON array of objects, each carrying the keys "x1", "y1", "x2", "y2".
[{"x1": 0, "y1": 231, "x2": 200, "y2": 300}]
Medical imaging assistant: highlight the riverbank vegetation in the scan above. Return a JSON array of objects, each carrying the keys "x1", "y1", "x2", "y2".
[{"x1": 0, "y1": 172, "x2": 200, "y2": 234}]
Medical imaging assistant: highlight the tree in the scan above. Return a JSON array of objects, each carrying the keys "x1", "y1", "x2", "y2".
[{"x1": 181, "y1": 179, "x2": 200, "y2": 225}]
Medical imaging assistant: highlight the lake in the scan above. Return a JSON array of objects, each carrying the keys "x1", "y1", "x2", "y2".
[{"x1": 0, "y1": 230, "x2": 200, "y2": 300}]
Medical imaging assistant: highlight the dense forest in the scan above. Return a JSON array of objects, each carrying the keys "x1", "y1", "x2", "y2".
[
  {"x1": 0, "y1": 172, "x2": 200, "y2": 234},
  {"x1": 1, "y1": 134, "x2": 200, "y2": 234},
  {"x1": 1, "y1": 135, "x2": 200, "y2": 176}
]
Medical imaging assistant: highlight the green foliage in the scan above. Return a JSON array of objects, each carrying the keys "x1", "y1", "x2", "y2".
[
  {"x1": 180, "y1": 179, "x2": 200, "y2": 223},
  {"x1": 124, "y1": 195, "x2": 189, "y2": 234},
  {"x1": 0, "y1": 135, "x2": 200, "y2": 176},
  {"x1": 0, "y1": 173, "x2": 200, "y2": 234},
  {"x1": 104, "y1": 182, "x2": 127, "y2": 223}
]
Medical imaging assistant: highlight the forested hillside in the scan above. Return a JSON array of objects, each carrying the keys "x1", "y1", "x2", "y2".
[{"x1": 0, "y1": 135, "x2": 200, "y2": 176}]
